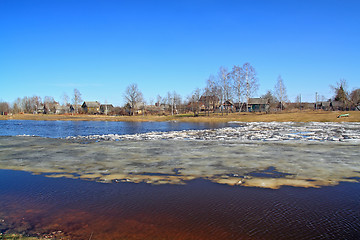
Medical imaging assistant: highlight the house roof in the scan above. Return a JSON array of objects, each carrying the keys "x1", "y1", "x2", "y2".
[
  {"x1": 248, "y1": 98, "x2": 269, "y2": 105},
  {"x1": 320, "y1": 101, "x2": 331, "y2": 107},
  {"x1": 331, "y1": 101, "x2": 343, "y2": 107},
  {"x1": 82, "y1": 101, "x2": 100, "y2": 108},
  {"x1": 100, "y1": 104, "x2": 114, "y2": 107},
  {"x1": 199, "y1": 95, "x2": 219, "y2": 102},
  {"x1": 55, "y1": 105, "x2": 69, "y2": 110}
]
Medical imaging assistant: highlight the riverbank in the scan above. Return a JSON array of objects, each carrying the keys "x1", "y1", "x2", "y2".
[{"x1": 1, "y1": 110, "x2": 359, "y2": 122}]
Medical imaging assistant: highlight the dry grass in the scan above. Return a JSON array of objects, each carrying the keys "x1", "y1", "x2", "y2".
[{"x1": 1, "y1": 110, "x2": 359, "y2": 123}]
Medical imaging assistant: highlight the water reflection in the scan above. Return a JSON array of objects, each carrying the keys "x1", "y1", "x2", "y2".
[{"x1": 1, "y1": 170, "x2": 359, "y2": 240}]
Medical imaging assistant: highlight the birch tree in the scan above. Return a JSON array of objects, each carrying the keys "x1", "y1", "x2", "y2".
[
  {"x1": 231, "y1": 65, "x2": 244, "y2": 103},
  {"x1": 241, "y1": 63, "x2": 258, "y2": 111},
  {"x1": 230, "y1": 65, "x2": 246, "y2": 111},
  {"x1": 217, "y1": 66, "x2": 232, "y2": 114},
  {"x1": 72, "y1": 89, "x2": 82, "y2": 114},
  {"x1": 274, "y1": 75, "x2": 288, "y2": 111}
]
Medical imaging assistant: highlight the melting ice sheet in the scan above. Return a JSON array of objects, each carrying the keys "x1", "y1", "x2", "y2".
[{"x1": 1, "y1": 122, "x2": 360, "y2": 189}]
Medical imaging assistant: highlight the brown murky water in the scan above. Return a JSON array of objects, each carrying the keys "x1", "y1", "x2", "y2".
[{"x1": 1, "y1": 170, "x2": 359, "y2": 240}]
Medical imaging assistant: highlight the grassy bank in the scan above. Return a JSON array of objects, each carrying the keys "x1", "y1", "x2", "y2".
[{"x1": 1, "y1": 110, "x2": 359, "y2": 123}]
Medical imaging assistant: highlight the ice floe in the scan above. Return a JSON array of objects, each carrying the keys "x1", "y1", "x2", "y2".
[
  {"x1": 66, "y1": 122, "x2": 360, "y2": 143},
  {"x1": 1, "y1": 122, "x2": 360, "y2": 189}
]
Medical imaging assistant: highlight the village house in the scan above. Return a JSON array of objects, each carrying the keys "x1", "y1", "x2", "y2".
[
  {"x1": 329, "y1": 101, "x2": 347, "y2": 111},
  {"x1": 234, "y1": 102, "x2": 247, "y2": 112},
  {"x1": 36, "y1": 105, "x2": 46, "y2": 114},
  {"x1": 247, "y1": 98, "x2": 270, "y2": 112},
  {"x1": 100, "y1": 104, "x2": 114, "y2": 115},
  {"x1": 82, "y1": 101, "x2": 101, "y2": 114},
  {"x1": 222, "y1": 100, "x2": 235, "y2": 112},
  {"x1": 199, "y1": 95, "x2": 220, "y2": 112},
  {"x1": 55, "y1": 104, "x2": 73, "y2": 114}
]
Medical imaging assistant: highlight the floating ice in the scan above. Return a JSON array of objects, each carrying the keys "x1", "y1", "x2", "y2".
[
  {"x1": 1, "y1": 122, "x2": 360, "y2": 189},
  {"x1": 66, "y1": 122, "x2": 360, "y2": 143}
]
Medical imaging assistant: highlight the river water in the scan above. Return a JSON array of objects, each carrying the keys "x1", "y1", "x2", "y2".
[{"x1": 0, "y1": 120, "x2": 360, "y2": 239}]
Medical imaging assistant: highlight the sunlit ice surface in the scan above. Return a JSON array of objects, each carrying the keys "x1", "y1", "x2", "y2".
[{"x1": 1, "y1": 122, "x2": 359, "y2": 189}]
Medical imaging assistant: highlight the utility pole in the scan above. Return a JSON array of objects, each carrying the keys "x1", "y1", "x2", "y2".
[{"x1": 315, "y1": 92, "x2": 318, "y2": 110}]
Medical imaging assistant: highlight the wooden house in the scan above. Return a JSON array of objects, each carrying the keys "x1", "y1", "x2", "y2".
[
  {"x1": 199, "y1": 95, "x2": 220, "y2": 112},
  {"x1": 248, "y1": 98, "x2": 270, "y2": 112},
  {"x1": 222, "y1": 100, "x2": 235, "y2": 112},
  {"x1": 100, "y1": 104, "x2": 114, "y2": 115},
  {"x1": 55, "y1": 104, "x2": 72, "y2": 114},
  {"x1": 36, "y1": 105, "x2": 46, "y2": 114},
  {"x1": 82, "y1": 101, "x2": 101, "y2": 114}
]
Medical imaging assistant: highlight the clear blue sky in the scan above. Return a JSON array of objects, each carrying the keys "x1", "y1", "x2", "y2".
[{"x1": 1, "y1": 0, "x2": 359, "y2": 106}]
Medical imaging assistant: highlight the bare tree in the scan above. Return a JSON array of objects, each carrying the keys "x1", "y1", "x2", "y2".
[
  {"x1": 20, "y1": 97, "x2": 30, "y2": 113},
  {"x1": 155, "y1": 94, "x2": 163, "y2": 114},
  {"x1": 173, "y1": 91, "x2": 182, "y2": 114},
  {"x1": 204, "y1": 74, "x2": 221, "y2": 115},
  {"x1": 149, "y1": 97, "x2": 154, "y2": 106},
  {"x1": 350, "y1": 88, "x2": 360, "y2": 110},
  {"x1": 141, "y1": 98, "x2": 146, "y2": 116},
  {"x1": 189, "y1": 88, "x2": 202, "y2": 116},
  {"x1": 166, "y1": 92, "x2": 173, "y2": 115},
  {"x1": 18, "y1": 96, "x2": 42, "y2": 113},
  {"x1": 294, "y1": 94, "x2": 302, "y2": 110},
  {"x1": 72, "y1": 89, "x2": 82, "y2": 114},
  {"x1": 217, "y1": 66, "x2": 232, "y2": 114},
  {"x1": 12, "y1": 98, "x2": 22, "y2": 113},
  {"x1": 62, "y1": 92, "x2": 69, "y2": 106},
  {"x1": 165, "y1": 91, "x2": 182, "y2": 115},
  {"x1": 274, "y1": 75, "x2": 288, "y2": 111},
  {"x1": 156, "y1": 95, "x2": 162, "y2": 106},
  {"x1": 31, "y1": 95, "x2": 42, "y2": 113},
  {"x1": 230, "y1": 65, "x2": 246, "y2": 112},
  {"x1": 44, "y1": 96, "x2": 56, "y2": 113},
  {"x1": 203, "y1": 76, "x2": 213, "y2": 115},
  {"x1": 241, "y1": 63, "x2": 258, "y2": 111},
  {"x1": 124, "y1": 83, "x2": 143, "y2": 116},
  {"x1": 0, "y1": 101, "x2": 10, "y2": 114},
  {"x1": 331, "y1": 79, "x2": 349, "y2": 109}
]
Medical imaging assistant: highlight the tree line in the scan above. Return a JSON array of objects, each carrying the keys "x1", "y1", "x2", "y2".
[{"x1": 1, "y1": 63, "x2": 359, "y2": 115}]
